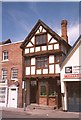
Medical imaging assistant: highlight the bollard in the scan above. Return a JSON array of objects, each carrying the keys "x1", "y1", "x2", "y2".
[{"x1": 23, "y1": 103, "x2": 26, "y2": 111}]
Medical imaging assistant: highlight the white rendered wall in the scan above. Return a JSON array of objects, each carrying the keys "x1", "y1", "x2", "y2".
[
  {"x1": 49, "y1": 55, "x2": 54, "y2": 63},
  {"x1": 26, "y1": 67, "x2": 30, "y2": 75},
  {"x1": 49, "y1": 65, "x2": 54, "y2": 73}
]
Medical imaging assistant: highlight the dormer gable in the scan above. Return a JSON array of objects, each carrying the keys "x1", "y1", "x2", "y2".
[{"x1": 21, "y1": 19, "x2": 71, "y2": 55}]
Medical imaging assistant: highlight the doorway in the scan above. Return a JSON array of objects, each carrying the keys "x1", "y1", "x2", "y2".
[
  {"x1": 67, "y1": 82, "x2": 81, "y2": 112},
  {"x1": 8, "y1": 85, "x2": 18, "y2": 108},
  {"x1": 30, "y1": 80, "x2": 38, "y2": 103}
]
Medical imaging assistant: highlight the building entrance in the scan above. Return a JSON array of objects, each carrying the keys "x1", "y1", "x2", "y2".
[
  {"x1": 67, "y1": 82, "x2": 81, "y2": 112},
  {"x1": 30, "y1": 80, "x2": 38, "y2": 103}
]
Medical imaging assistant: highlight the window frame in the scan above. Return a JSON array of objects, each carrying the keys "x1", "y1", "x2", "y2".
[
  {"x1": 40, "y1": 81, "x2": 47, "y2": 96},
  {"x1": 36, "y1": 56, "x2": 48, "y2": 69},
  {"x1": 1, "y1": 69, "x2": 7, "y2": 83},
  {"x1": 3, "y1": 51, "x2": 8, "y2": 61},
  {"x1": 11, "y1": 68, "x2": 18, "y2": 80},
  {"x1": 25, "y1": 57, "x2": 31, "y2": 67},
  {"x1": 35, "y1": 33, "x2": 47, "y2": 46}
]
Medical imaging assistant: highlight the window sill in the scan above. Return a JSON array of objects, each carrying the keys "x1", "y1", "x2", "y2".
[
  {"x1": 1, "y1": 59, "x2": 9, "y2": 62},
  {"x1": 40, "y1": 95, "x2": 47, "y2": 97},
  {"x1": 11, "y1": 79, "x2": 18, "y2": 81}
]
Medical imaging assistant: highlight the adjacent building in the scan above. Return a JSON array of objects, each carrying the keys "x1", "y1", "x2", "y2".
[
  {"x1": 0, "y1": 40, "x2": 23, "y2": 108},
  {"x1": 20, "y1": 19, "x2": 71, "y2": 108},
  {"x1": 61, "y1": 35, "x2": 81, "y2": 112}
]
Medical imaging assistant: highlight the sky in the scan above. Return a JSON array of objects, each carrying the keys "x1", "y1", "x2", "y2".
[{"x1": 2, "y1": 2, "x2": 80, "y2": 46}]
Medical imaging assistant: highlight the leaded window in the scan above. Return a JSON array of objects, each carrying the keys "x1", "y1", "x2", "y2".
[{"x1": 36, "y1": 56, "x2": 48, "y2": 68}]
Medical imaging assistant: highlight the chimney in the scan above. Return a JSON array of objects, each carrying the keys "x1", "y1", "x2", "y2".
[{"x1": 61, "y1": 20, "x2": 68, "y2": 43}]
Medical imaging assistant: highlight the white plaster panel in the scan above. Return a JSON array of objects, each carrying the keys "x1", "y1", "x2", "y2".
[
  {"x1": 55, "y1": 64, "x2": 60, "y2": 73},
  {"x1": 42, "y1": 46, "x2": 47, "y2": 51},
  {"x1": 49, "y1": 65, "x2": 54, "y2": 73},
  {"x1": 48, "y1": 45, "x2": 53, "y2": 50},
  {"x1": 26, "y1": 67, "x2": 30, "y2": 75},
  {"x1": 35, "y1": 47, "x2": 40, "y2": 52},
  {"x1": 31, "y1": 58, "x2": 35, "y2": 65},
  {"x1": 26, "y1": 42, "x2": 33, "y2": 47},
  {"x1": 36, "y1": 29, "x2": 39, "y2": 34},
  {"x1": 50, "y1": 38, "x2": 57, "y2": 43},
  {"x1": 42, "y1": 28, "x2": 46, "y2": 33},
  {"x1": 49, "y1": 55, "x2": 54, "y2": 63},
  {"x1": 54, "y1": 44, "x2": 59, "y2": 50},
  {"x1": 30, "y1": 48, "x2": 34, "y2": 53},
  {"x1": 25, "y1": 48, "x2": 29, "y2": 54},
  {"x1": 43, "y1": 69, "x2": 48, "y2": 74},
  {"x1": 39, "y1": 26, "x2": 42, "y2": 32},
  {"x1": 31, "y1": 37, "x2": 35, "y2": 44},
  {"x1": 36, "y1": 69, "x2": 41, "y2": 74},
  {"x1": 48, "y1": 33, "x2": 52, "y2": 42},
  {"x1": 31, "y1": 66, "x2": 35, "y2": 75}
]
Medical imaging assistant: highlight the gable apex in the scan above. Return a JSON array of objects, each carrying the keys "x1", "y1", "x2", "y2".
[{"x1": 20, "y1": 19, "x2": 71, "y2": 49}]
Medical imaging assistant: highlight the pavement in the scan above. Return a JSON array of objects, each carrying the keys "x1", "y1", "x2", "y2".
[{"x1": 0, "y1": 106, "x2": 81, "y2": 119}]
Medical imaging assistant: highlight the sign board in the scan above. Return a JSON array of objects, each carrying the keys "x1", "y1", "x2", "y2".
[{"x1": 64, "y1": 66, "x2": 81, "y2": 79}]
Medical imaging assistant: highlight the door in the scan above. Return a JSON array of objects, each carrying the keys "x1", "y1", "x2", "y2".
[
  {"x1": 8, "y1": 87, "x2": 18, "y2": 108},
  {"x1": 67, "y1": 82, "x2": 81, "y2": 112},
  {"x1": 30, "y1": 80, "x2": 38, "y2": 103}
]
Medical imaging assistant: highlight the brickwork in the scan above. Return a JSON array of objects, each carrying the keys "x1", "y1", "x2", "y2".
[
  {"x1": 0, "y1": 41, "x2": 23, "y2": 107},
  {"x1": 48, "y1": 97, "x2": 56, "y2": 106},
  {"x1": 39, "y1": 97, "x2": 47, "y2": 105}
]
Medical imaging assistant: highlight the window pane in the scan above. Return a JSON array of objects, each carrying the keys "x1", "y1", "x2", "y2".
[
  {"x1": 11, "y1": 68, "x2": 18, "y2": 79},
  {"x1": 36, "y1": 56, "x2": 47, "y2": 68},
  {"x1": 49, "y1": 82, "x2": 57, "y2": 96},
  {"x1": 43, "y1": 34, "x2": 46, "y2": 44},
  {"x1": 2, "y1": 69, "x2": 7, "y2": 80},
  {"x1": 3, "y1": 51, "x2": 8, "y2": 60},
  {"x1": 56, "y1": 56, "x2": 60, "y2": 62},
  {"x1": 40, "y1": 82, "x2": 46, "y2": 96},
  {"x1": 36, "y1": 34, "x2": 46, "y2": 45},
  {"x1": 26, "y1": 58, "x2": 30, "y2": 66},
  {"x1": 36, "y1": 36, "x2": 40, "y2": 45}
]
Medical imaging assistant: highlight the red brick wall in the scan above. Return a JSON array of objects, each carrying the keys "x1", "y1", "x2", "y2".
[
  {"x1": 39, "y1": 97, "x2": 47, "y2": 105},
  {"x1": 0, "y1": 41, "x2": 23, "y2": 107},
  {"x1": 48, "y1": 97, "x2": 56, "y2": 106}
]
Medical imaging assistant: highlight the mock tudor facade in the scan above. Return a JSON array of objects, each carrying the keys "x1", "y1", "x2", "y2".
[
  {"x1": 21, "y1": 19, "x2": 71, "y2": 108},
  {"x1": 0, "y1": 40, "x2": 23, "y2": 108},
  {"x1": 61, "y1": 35, "x2": 81, "y2": 112}
]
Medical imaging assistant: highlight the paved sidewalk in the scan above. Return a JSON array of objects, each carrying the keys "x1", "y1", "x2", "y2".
[{"x1": 0, "y1": 107, "x2": 81, "y2": 119}]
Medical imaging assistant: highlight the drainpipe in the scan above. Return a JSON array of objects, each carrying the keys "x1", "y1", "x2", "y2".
[
  {"x1": 23, "y1": 81, "x2": 27, "y2": 111},
  {"x1": 64, "y1": 82, "x2": 68, "y2": 111}
]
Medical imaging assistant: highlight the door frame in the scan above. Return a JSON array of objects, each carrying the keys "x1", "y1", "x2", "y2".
[
  {"x1": 30, "y1": 80, "x2": 38, "y2": 104},
  {"x1": 8, "y1": 85, "x2": 18, "y2": 108}
]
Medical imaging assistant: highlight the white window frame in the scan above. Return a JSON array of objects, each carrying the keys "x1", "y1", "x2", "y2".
[
  {"x1": 3, "y1": 51, "x2": 8, "y2": 61},
  {"x1": 2, "y1": 69, "x2": 7, "y2": 82},
  {"x1": 11, "y1": 68, "x2": 18, "y2": 80}
]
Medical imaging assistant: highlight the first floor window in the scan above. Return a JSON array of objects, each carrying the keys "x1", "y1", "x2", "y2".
[
  {"x1": 11, "y1": 68, "x2": 18, "y2": 80},
  {"x1": 2, "y1": 69, "x2": 7, "y2": 82},
  {"x1": 25, "y1": 57, "x2": 31, "y2": 66},
  {"x1": 40, "y1": 81, "x2": 47, "y2": 96},
  {"x1": 36, "y1": 56, "x2": 48, "y2": 68}
]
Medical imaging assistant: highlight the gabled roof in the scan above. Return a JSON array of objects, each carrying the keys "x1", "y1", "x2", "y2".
[
  {"x1": 0, "y1": 39, "x2": 11, "y2": 45},
  {"x1": 61, "y1": 35, "x2": 81, "y2": 69},
  {"x1": 20, "y1": 19, "x2": 71, "y2": 49}
]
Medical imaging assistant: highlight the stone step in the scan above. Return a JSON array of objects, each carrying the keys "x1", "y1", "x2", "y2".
[{"x1": 27, "y1": 104, "x2": 57, "y2": 110}]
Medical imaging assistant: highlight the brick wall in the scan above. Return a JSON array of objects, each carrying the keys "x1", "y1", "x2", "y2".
[{"x1": 0, "y1": 41, "x2": 23, "y2": 107}]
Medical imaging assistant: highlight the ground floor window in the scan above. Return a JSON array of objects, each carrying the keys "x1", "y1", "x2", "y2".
[
  {"x1": 0, "y1": 87, "x2": 6, "y2": 103},
  {"x1": 40, "y1": 81, "x2": 47, "y2": 96},
  {"x1": 48, "y1": 81, "x2": 57, "y2": 97}
]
